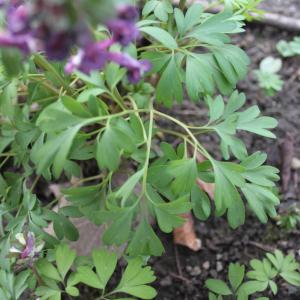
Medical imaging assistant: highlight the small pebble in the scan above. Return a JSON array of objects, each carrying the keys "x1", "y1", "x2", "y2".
[
  {"x1": 216, "y1": 254, "x2": 223, "y2": 260},
  {"x1": 160, "y1": 276, "x2": 172, "y2": 286},
  {"x1": 190, "y1": 266, "x2": 202, "y2": 276},
  {"x1": 217, "y1": 261, "x2": 223, "y2": 272},
  {"x1": 203, "y1": 261, "x2": 210, "y2": 270}
]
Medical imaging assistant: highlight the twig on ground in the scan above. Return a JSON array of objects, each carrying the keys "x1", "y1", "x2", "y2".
[
  {"x1": 280, "y1": 133, "x2": 295, "y2": 192},
  {"x1": 248, "y1": 241, "x2": 275, "y2": 252}
]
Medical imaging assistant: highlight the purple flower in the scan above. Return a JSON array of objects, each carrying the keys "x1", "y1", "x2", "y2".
[
  {"x1": 9, "y1": 232, "x2": 44, "y2": 260},
  {"x1": 109, "y1": 52, "x2": 151, "y2": 83},
  {"x1": 107, "y1": 5, "x2": 139, "y2": 47},
  {"x1": 0, "y1": 34, "x2": 33, "y2": 53},
  {"x1": 20, "y1": 232, "x2": 35, "y2": 259},
  {"x1": 107, "y1": 20, "x2": 139, "y2": 46},
  {"x1": 0, "y1": 0, "x2": 36, "y2": 54},
  {"x1": 7, "y1": 3, "x2": 30, "y2": 35},
  {"x1": 117, "y1": 4, "x2": 139, "y2": 21},
  {"x1": 65, "y1": 39, "x2": 113, "y2": 74},
  {"x1": 44, "y1": 30, "x2": 77, "y2": 60}
]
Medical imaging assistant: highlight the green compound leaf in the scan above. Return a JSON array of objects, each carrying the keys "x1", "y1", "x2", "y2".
[
  {"x1": 92, "y1": 248, "x2": 118, "y2": 289},
  {"x1": 35, "y1": 259, "x2": 61, "y2": 282},
  {"x1": 76, "y1": 266, "x2": 104, "y2": 289},
  {"x1": 188, "y1": 9, "x2": 245, "y2": 45},
  {"x1": 96, "y1": 118, "x2": 137, "y2": 171},
  {"x1": 142, "y1": 0, "x2": 173, "y2": 22},
  {"x1": 191, "y1": 184, "x2": 211, "y2": 221},
  {"x1": 140, "y1": 26, "x2": 178, "y2": 49},
  {"x1": 147, "y1": 186, "x2": 192, "y2": 233},
  {"x1": 277, "y1": 37, "x2": 300, "y2": 57},
  {"x1": 166, "y1": 158, "x2": 198, "y2": 195},
  {"x1": 114, "y1": 258, "x2": 157, "y2": 299},
  {"x1": 156, "y1": 55, "x2": 183, "y2": 107},
  {"x1": 127, "y1": 218, "x2": 164, "y2": 256},
  {"x1": 55, "y1": 243, "x2": 76, "y2": 280},
  {"x1": 35, "y1": 287, "x2": 61, "y2": 300},
  {"x1": 206, "y1": 279, "x2": 233, "y2": 295},
  {"x1": 228, "y1": 263, "x2": 245, "y2": 291}
]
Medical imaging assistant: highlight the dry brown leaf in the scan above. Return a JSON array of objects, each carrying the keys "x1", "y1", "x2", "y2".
[
  {"x1": 173, "y1": 213, "x2": 202, "y2": 251},
  {"x1": 46, "y1": 184, "x2": 103, "y2": 256}
]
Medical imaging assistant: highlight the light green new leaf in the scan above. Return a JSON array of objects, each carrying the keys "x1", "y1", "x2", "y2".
[
  {"x1": 229, "y1": 263, "x2": 245, "y2": 291},
  {"x1": 61, "y1": 96, "x2": 92, "y2": 118},
  {"x1": 35, "y1": 259, "x2": 61, "y2": 281},
  {"x1": 76, "y1": 266, "x2": 104, "y2": 289},
  {"x1": 183, "y1": 3, "x2": 204, "y2": 32},
  {"x1": 280, "y1": 271, "x2": 300, "y2": 286},
  {"x1": 36, "y1": 101, "x2": 84, "y2": 133},
  {"x1": 277, "y1": 37, "x2": 300, "y2": 57},
  {"x1": 142, "y1": 0, "x2": 173, "y2": 22},
  {"x1": 212, "y1": 45, "x2": 250, "y2": 84},
  {"x1": 140, "y1": 27, "x2": 177, "y2": 49},
  {"x1": 208, "y1": 95, "x2": 225, "y2": 122},
  {"x1": 115, "y1": 258, "x2": 157, "y2": 299},
  {"x1": 206, "y1": 279, "x2": 232, "y2": 295},
  {"x1": 240, "y1": 280, "x2": 268, "y2": 295},
  {"x1": 92, "y1": 248, "x2": 118, "y2": 289},
  {"x1": 35, "y1": 287, "x2": 61, "y2": 300},
  {"x1": 55, "y1": 243, "x2": 76, "y2": 280},
  {"x1": 188, "y1": 9, "x2": 245, "y2": 45},
  {"x1": 237, "y1": 106, "x2": 278, "y2": 138}
]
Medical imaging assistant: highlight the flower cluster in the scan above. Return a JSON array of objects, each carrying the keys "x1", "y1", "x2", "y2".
[
  {"x1": 65, "y1": 4, "x2": 151, "y2": 83},
  {"x1": 0, "y1": 0, "x2": 83, "y2": 59},
  {"x1": 0, "y1": 1, "x2": 150, "y2": 83}
]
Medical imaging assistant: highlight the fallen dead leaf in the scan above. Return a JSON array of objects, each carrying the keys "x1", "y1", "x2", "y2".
[
  {"x1": 173, "y1": 213, "x2": 202, "y2": 251},
  {"x1": 46, "y1": 184, "x2": 103, "y2": 256}
]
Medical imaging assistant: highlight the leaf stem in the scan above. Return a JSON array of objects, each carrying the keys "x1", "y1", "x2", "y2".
[
  {"x1": 142, "y1": 108, "x2": 154, "y2": 193},
  {"x1": 179, "y1": 0, "x2": 187, "y2": 10},
  {"x1": 153, "y1": 109, "x2": 209, "y2": 158}
]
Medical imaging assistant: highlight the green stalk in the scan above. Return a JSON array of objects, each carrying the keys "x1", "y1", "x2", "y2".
[
  {"x1": 179, "y1": 0, "x2": 187, "y2": 10},
  {"x1": 142, "y1": 108, "x2": 154, "y2": 193}
]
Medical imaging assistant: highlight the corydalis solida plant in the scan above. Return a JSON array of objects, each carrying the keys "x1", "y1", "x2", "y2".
[{"x1": 0, "y1": 0, "x2": 284, "y2": 299}]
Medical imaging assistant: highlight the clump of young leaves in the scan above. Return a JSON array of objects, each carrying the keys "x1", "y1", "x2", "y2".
[
  {"x1": 254, "y1": 56, "x2": 284, "y2": 96},
  {"x1": 35, "y1": 243, "x2": 157, "y2": 300},
  {"x1": 277, "y1": 36, "x2": 300, "y2": 57},
  {"x1": 206, "y1": 250, "x2": 300, "y2": 299},
  {"x1": 222, "y1": 0, "x2": 264, "y2": 20},
  {"x1": 277, "y1": 203, "x2": 300, "y2": 230}
]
